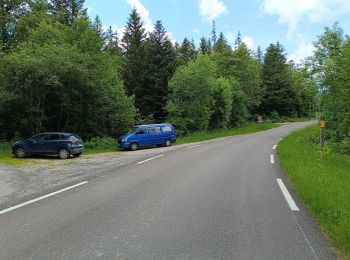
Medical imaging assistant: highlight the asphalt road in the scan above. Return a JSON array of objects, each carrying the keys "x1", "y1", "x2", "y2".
[{"x1": 0, "y1": 122, "x2": 337, "y2": 259}]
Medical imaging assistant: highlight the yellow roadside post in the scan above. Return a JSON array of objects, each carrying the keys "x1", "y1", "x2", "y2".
[{"x1": 320, "y1": 115, "x2": 326, "y2": 150}]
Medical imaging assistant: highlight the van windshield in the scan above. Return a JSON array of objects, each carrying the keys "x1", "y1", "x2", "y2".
[{"x1": 127, "y1": 127, "x2": 139, "y2": 134}]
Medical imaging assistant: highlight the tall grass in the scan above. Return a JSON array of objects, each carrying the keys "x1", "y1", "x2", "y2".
[{"x1": 278, "y1": 125, "x2": 350, "y2": 259}]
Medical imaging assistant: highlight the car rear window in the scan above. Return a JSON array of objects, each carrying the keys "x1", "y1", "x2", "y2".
[
  {"x1": 69, "y1": 136, "x2": 79, "y2": 142},
  {"x1": 162, "y1": 126, "x2": 172, "y2": 132}
]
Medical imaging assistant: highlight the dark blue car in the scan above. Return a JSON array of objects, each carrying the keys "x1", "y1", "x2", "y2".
[
  {"x1": 12, "y1": 132, "x2": 84, "y2": 159},
  {"x1": 118, "y1": 124, "x2": 176, "y2": 151}
]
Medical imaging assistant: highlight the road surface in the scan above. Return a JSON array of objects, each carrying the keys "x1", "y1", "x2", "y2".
[{"x1": 0, "y1": 122, "x2": 337, "y2": 259}]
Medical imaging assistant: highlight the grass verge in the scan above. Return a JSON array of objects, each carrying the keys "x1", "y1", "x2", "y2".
[
  {"x1": 278, "y1": 124, "x2": 350, "y2": 259},
  {"x1": 0, "y1": 122, "x2": 281, "y2": 167}
]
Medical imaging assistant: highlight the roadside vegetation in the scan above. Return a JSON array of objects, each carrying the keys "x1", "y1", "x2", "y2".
[
  {"x1": 278, "y1": 125, "x2": 350, "y2": 259},
  {"x1": 1, "y1": 0, "x2": 316, "y2": 144}
]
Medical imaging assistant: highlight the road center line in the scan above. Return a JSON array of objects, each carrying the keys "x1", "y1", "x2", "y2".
[
  {"x1": 272, "y1": 145, "x2": 277, "y2": 150},
  {"x1": 0, "y1": 181, "x2": 88, "y2": 216},
  {"x1": 276, "y1": 178, "x2": 300, "y2": 211},
  {"x1": 185, "y1": 144, "x2": 200, "y2": 150},
  {"x1": 137, "y1": 154, "x2": 164, "y2": 164},
  {"x1": 270, "y1": 154, "x2": 275, "y2": 164}
]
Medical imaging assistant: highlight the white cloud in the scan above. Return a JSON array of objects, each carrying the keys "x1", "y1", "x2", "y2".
[
  {"x1": 260, "y1": 0, "x2": 350, "y2": 37},
  {"x1": 193, "y1": 27, "x2": 200, "y2": 34},
  {"x1": 199, "y1": 0, "x2": 228, "y2": 21},
  {"x1": 126, "y1": 0, "x2": 153, "y2": 32},
  {"x1": 242, "y1": 36, "x2": 255, "y2": 49},
  {"x1": 288, "y1": 39, "x2": 315, "y2": 63},
  {"x1": 225, "y1": 33, "x2": 255, "y2": 50}
]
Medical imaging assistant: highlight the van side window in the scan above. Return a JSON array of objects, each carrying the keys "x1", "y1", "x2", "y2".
[
  {"x1": 162, "y1": 126, "x2": 172, "y2": 132},
  {"x1": 137, "y1": 128, "x2": 147, "y2": 135},
  {"x1": 148, "y1": 127, "x2": 161, "y2": 134}
]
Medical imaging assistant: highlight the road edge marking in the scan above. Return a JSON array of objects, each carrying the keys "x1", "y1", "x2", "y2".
[
  {"x1": 185, "y1": 144, "x2": 201, "y2": 150},
  {"x1": 272, "y1": 145, "x2": 277, "y2": 150},
  {"x1": 270, "y1": 154, "x2": 275, "y2": 164},
  {"x1": 137, "y1": 154, "x2": 164, "y2": 165},
  {"x1": 0, "y1": 181, "x2": 88, "y2": 216},
  {"x1": 276, "y1": 178, "x2": 300, "y2": 211}
]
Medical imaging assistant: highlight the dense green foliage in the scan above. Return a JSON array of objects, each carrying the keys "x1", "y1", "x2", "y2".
[
  {"x1": 0, "y1": 0, "x2": 317, "y2": 142},
  {"x1": 166, "y1": 55, "x2": 216, "y2": 135},
  {"x1": 309, "y1": 23, "x2": 350, "y2": 153},
  {"x1": 278, "y1": 125, "x2": 350, "y2": 259}
]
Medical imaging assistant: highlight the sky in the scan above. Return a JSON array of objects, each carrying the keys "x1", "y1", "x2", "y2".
[{"x1": 84, "y1": 0, "x2": 350, "y2": 63}]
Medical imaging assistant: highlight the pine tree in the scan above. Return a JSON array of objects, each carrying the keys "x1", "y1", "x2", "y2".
[
  {"x1": 214, "y1": 32, "x2": 230, "y2": 53},
  {"x1": 104, "y1": 26, "x2": 122, "y2": 57},
  {"x1": 50, "y1": 0, "x2": 86, "y2": 26},
  {"x1": 177, "y1": 37, "x2": 197, "y2": 65},
  {"x1": 199, "y1": 36, "x2": 211, "y2": 54},
  {"x1": 143, "y1": 20, "x2": 176, "y2": 121},
  {"x1": 260, "y1": 42, "x2": 298, "y2": 117},
  {"x1": 93, "y1": 15, "x2": 103, "y2": 38},
  {"x1": 211, "y1": 20, "x2": 217, "y2": 46},
  {"x1": 234, "y1": 31, "x2": 242, "y2": 48},
  {"x1": 256, "y1": 45, "x2": 263, "y2": 64},
  {"x1": 122, "y1": 8, "x2": 147, "y2": 107}
]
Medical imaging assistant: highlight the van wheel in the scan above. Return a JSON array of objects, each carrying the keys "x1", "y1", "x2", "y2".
[
  {"x1": 15, "y1": 147, "x2": 27, "y2": 158},
  {"x1": 164, "y1": 139, "x2": 172, "y2": 147},
  {"x1": 58, "y1": 148, "x2": 70, "y2": 159},
  {"x1": 130, "y1": 142, "x2": 138, "y2": 151}
]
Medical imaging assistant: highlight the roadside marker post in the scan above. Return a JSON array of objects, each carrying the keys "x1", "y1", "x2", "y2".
[{"x1": 320, "y1": 115, "x2": 326, "y2": 150}]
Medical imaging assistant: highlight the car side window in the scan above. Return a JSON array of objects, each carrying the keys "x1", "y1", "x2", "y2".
[
  {"x1": 48, "y1": 134, "x2": 61, "y2": 141},
  {"x1": 32, "y1": 134, "x2": 47, "y2": 141}
]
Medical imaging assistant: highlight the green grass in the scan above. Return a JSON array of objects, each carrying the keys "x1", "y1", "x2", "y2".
[
  {"x1": 0, "y1": 142, "x2": 47, "y2": 167},
  {"x1": 176, "y1": 122, "x2": 281, "y2": 145},
  {"x1": 278, "y1": 125, "x2": 350, "y2": 259}
]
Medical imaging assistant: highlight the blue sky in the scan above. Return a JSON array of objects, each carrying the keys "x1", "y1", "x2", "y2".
[{"x1": 84, "y1": 0, "x2": 350, "y2": 63}]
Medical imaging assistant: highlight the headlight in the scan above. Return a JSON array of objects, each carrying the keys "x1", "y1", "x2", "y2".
[{"x1": 121, "y1": 139, "x2": 128, "y2": 142}]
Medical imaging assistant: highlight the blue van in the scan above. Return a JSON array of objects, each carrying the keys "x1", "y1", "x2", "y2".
[{"x1": 118, "y1": 124, "x2": 176, "y2": 151}]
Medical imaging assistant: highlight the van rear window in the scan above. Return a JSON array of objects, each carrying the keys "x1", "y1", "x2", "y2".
[{"x1": 162, "y1": 126, "x2": 172, "y2": 132}]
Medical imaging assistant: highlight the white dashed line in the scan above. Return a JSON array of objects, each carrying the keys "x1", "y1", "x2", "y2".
[
  {"x1": 276, "y1": 178, "x2": 300, "y2": 211},
  {"x1": 137, "y1": 154, "x2": 164, "y2": 165},
  {"x1": 272, "y1": 145, "x2": 277, "y2": 150},
  {"x1": 0, "y1": 181, "x2": 89, "y2": 216},
  {"x1": 185, "y1": 144, "x2": 201, "y2": 150},
  {"x1": 270, "y1": 154, "x2": 275, "y2": 164}
]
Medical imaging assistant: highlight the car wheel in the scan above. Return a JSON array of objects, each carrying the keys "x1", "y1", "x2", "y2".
[
  {"x1": 164, "y1": 139, "x2": 172, "y2": 147},
  {"x1": 73, "y1": 153, "x2": 81, "y2": 158},
  {"x1": 15, "y1": 147, "x2": 27, "y2": 158},
  {"x1": 129, "y1": 142, "x2": 138, "y2": 151},
  {"x1": 58, "y1": 148, "x2": 70, "y2": 159}
]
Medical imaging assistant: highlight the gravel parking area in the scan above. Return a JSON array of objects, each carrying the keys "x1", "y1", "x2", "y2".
[{"x1": 0, "y1": 145, "x2": 181, "y2": 207}]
